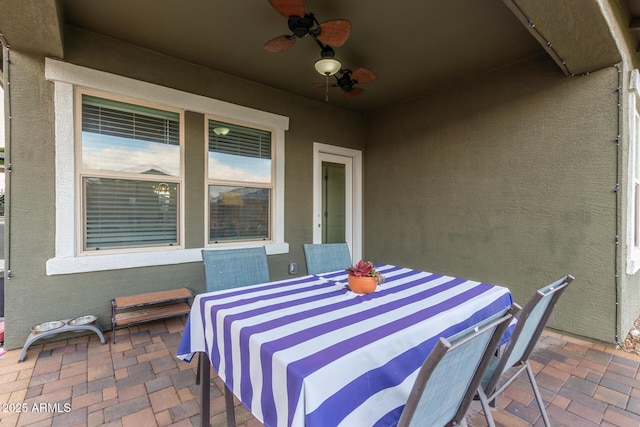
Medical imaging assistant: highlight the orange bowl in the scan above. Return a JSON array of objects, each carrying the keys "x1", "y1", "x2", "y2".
[{"x1": 348, "y1": 275, "x2": 378, "y2": 294}]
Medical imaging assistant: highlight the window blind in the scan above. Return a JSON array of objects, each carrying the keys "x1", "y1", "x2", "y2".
[
  {"x1": 84, "y1": 177, "x2": 178, "y2": 249},
  {"x1": 208, "y1": 119, "x2": 271, "y2": 159},
  {"x1": 82, "y1": 95, "x2": 180, "y2": 146}
]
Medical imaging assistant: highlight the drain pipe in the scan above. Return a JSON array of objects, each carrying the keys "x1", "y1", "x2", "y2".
[{"x1": 0, "y1": 31, "x2": 10, "y2": 280}]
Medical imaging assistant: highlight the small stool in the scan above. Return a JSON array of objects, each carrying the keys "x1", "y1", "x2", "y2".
[{"x1": 19, "y1": 316, "x2": 105, "y2": 362}]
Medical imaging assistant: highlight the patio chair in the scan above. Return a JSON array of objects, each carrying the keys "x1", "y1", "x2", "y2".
[
  {"x1": 477, "y1": 275, "x2": 575, "y2": 427},
  {"x1": 303, "y1": 243, "x2": 352, "y2": 274},
  {"x1": 201, "y1": 247, "x2": 270, "y2": 292},
  {"x1": 199, "y1": 247, "x2": 270, "y2": 427},
  {"x1": 396, "y1": 304, "x2": 518, "y2": 427}
]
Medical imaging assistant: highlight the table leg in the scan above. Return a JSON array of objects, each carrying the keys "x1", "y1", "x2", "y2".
[
  {"x1": 225, "y1": 384, "x2": 236, "y2": 427},
  {"x1": 197, "y1": 352, "x2": 235, "y2": 427},
  {"x1": 196, "y1": 354, "x2": 200, "y2": 385},
  {"x1": 199, "y1": 352, "x2": 210, "y2": 427}
]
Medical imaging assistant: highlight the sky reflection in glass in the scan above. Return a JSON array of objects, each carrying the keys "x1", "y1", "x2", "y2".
[
  {"x1": 208, "y1": 151, "x2": 271, "y2": 183},
  {"x1": 82, "y1": 132, "x2": 180, "y2": 176}
]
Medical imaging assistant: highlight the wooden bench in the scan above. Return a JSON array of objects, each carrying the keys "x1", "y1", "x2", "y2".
[{"x1": 111, "y1": 288, "x2": 194, "y2": 343}]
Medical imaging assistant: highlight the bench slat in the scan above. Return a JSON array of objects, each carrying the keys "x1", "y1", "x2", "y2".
[
  {"x1": 114, "y1": 302, "x2": 191, "y2": 327},
  {"x1": 113, "y1": 288, "x2": 193, "y2": 309}
]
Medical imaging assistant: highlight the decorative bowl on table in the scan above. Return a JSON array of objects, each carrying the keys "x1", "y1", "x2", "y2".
[
  {"x1": 347, "y1": 275, "x2": 379, "y2": 294},
  {"x1": 346, "y1": 260, "x2": 385, "y2": 294},
  {"x1": 31, "y1": 320, "x2": 65, "y2": 334},
  {"x1": 68, "y1": 315, "x2": 97, "y2": 326}
]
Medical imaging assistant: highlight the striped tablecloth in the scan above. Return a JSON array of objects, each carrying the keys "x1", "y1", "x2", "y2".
[{"x1": 177, "y1": 264, "x2": 513, "y2": 427}]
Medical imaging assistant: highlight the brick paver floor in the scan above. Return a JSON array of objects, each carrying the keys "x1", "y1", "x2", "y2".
[{"x1": 1, "y1": 318, "x2": 640, "y2": 426}]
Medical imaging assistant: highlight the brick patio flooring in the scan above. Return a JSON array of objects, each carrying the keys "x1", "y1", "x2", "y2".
[{"x1": 1, "y1": 318, "x2": 640, "y2": 426}]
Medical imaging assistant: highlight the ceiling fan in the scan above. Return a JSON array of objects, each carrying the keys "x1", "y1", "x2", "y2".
[
  {"x1": 264, "y1": 0, "x2": 351, "y2": 53},
  {"x1": 314, "y1": 68, "x2": 377, "y2": 99}
]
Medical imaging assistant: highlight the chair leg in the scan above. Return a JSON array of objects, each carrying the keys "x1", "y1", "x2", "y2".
[
  {"x1": 525, "y1": 361, "x2": 552, "y2": 427},
  {"x1": 477, "y1": 388, "x2": 497, "y2": 427},
  {"x1": 487, "y1": 386, "x2": 497, "y2": 408}
]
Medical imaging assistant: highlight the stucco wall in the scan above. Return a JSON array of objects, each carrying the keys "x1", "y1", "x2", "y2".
[
  {"x1": 2, "y1": 27, "x2": 366, "y2": 348},
  {"x1": 365, "y1": 54, "x2": 619, "y2": 343}
]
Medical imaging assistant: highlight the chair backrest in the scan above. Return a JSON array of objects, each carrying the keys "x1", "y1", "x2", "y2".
[
  {"x1": 201, "y1": 247, "x2": 270, "y2": 292},
  {"x1": 397, "y1": 304, "x2": 518, "y2": 427},
  {"x1": 302, "y1": 243, "x2": 352, "y2": 274},
  {"x1": 483, "y1": 275, "x2": 575, "y2": 394}
]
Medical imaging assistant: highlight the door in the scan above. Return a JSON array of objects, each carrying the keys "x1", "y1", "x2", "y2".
[{"x1": 313, "y1": 143, "x2": 362, "y2": 262}]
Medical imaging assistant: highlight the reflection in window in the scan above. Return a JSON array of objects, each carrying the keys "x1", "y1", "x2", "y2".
[
  {"x1": 209, "y1": 186, "x2": 270, "y2": 242},
  {"x1": 84, "y1": 178, "x2": 179, "y2": 249},
  {"x1": 207, "y1": 119, "x2": 273, "y2": 244},
  {"x1": 82, "y1": 95, "x2": 180, "y2": 176},
  {"x1": 208, "y1": 119, "x2": 271, "y2": 182},
  {"x1": 79, "y1": 92, "x2": 182, "y2": 252}
]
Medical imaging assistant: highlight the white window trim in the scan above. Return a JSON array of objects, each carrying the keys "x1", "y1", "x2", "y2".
[
  {"x1": 45, "y1": 58, "x2": 289, "y2": 275},
  {"x1": 627, "y1": 69, "x2": 640, "y2": 274}
]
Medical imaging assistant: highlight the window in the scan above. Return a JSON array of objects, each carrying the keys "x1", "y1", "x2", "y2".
[
  {"x1": 207, "y1": 119, "x2": 272, "y2": 244},
  {"x1": 46, "y1": 58, "x2": 288, "y2": 275},
  {"x1": 78, "y1": 92, "x2": 183, "y2": 251}
]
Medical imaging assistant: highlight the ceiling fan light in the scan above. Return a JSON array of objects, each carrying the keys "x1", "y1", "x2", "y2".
[
  {"x1": 213, "y1": 127, "x2": 230, "y2": 136},
  {"x1": 314, "y1": 58, "x2": 341, "y2": 76}
]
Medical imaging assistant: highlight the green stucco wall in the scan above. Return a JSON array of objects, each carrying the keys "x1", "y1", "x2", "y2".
[
  {"x1": 2, "y1": 27, "x2": 366, "y2": 348},
  {"x1": 365, "y1": 54, "x2": 619, "y2": 343}
]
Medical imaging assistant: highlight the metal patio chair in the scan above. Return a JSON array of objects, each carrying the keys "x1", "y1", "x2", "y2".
[
  {"x1": 477, "y1": 275, "x2": 575, "y2": 427},
  {"x1": 396, "y1": 304, "x2": 518, "y2": 427},
  {"x1": 202, "y1": 247, "x2": 270, "y2": 292},
  {"x1": 303, "y1": 243, "x2": 352, "y2": 274},
  {"x1": 198, "y1": 247, "x2": 271, "y2": 427}
]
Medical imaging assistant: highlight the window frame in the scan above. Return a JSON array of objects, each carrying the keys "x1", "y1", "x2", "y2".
[
  {"x1": 627, "y1": 69, "x2": 640, "y2": 274},
  {"x1": 76, "y1": 88, "x2": 185, "y2": 253},
  {"x1": 45, "y1": 58, "x2": 289, "y2": 275},
  {"x1": 205, "y1": 115, "x2": 275, "y2": 246}
]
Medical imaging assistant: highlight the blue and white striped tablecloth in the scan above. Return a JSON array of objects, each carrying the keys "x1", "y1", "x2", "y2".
[{"x1": 177, "y1": 264, "x2": 513, "y2": 427}]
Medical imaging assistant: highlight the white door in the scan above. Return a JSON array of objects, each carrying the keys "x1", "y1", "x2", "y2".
[{"x1": 313, "y1": 143, "x2": 362, "y2": 262}]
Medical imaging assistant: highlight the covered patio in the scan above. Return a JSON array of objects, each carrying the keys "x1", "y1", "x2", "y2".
[
  {"x1": 1, "y1": 319, "x2": 639, "y2": 427},
  {"x1": 2, "y1": 1, "x2": 640, "y2": 425}
]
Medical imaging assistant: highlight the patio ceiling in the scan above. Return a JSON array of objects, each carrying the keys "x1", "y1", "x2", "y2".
[
  {"x1": 0, "y1": 0, "x2": 630, "y2": 112},
  {"x1": 627, "y1": 0, "x2": 640, "y2": 54}
]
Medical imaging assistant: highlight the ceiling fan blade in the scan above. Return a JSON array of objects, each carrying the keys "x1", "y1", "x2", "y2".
[
  {"x1": 268, "y1": 0, "x2": 305, "y2": 17},
  {"x1": 344, "y1": 87, "x2": 364, "y2": 99},
  {"x1": 316, "y1": 19, "x2": 351, "y2": 47},
  {"x1": 350, "y1": 68, "x2": 376, "y2": 84},
  {"x1": 264, "y1": 35, "x2": 296, "y2": 52}
]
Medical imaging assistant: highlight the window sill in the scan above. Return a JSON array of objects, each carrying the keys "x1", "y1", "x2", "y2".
[{"x1": 45, "y1": 243, "x2": 289, "y2": 275}]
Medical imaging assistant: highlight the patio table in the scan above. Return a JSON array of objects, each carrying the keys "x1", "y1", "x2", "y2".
[{"x1": 177, "y1": 264, "x2": 513, "y2": 427}]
